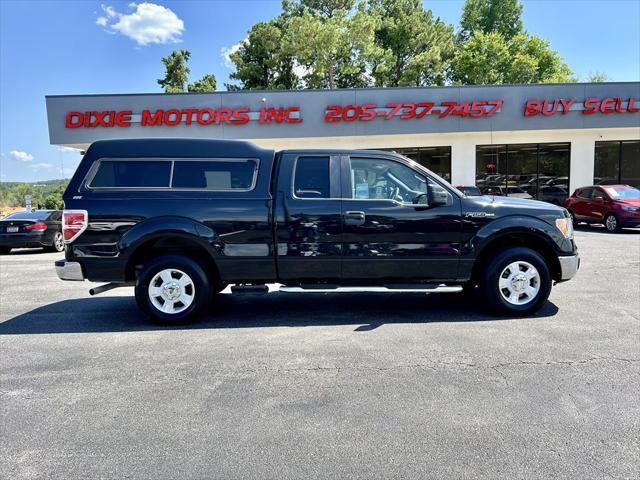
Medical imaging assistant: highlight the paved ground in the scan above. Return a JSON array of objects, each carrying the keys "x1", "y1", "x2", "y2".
[{"x1": 1, "y1": 226, "x2": 639, "y2": 479}]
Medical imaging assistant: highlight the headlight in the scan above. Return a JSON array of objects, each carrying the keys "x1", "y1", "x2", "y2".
[
  {"x1": 555, "y1": 217, "x2": 573, "y2": 239},
  {"x1": 621, "y1": 205, "x2": 639, "y2": 212}
]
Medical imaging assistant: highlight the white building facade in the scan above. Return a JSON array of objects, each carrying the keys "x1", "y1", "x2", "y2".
[{"x1": 46, "y1": 82, "x2": 640, "y2": 198}]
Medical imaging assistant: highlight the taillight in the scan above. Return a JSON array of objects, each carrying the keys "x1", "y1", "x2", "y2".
[
  {"x1": 62, "y1": 210, "x2": 88, "y2": 243},
  {"x1": 25, "y1": 222, "x2": 47, "y2": 231}
]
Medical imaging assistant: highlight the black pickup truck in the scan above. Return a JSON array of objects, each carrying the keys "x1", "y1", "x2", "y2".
[{"x1": 56, "y1": 139, "x2": 579, "y2": 323}]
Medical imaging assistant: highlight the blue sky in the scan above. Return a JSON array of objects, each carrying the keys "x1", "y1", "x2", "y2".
[{"x1": 1, "y1": 0, "x2": 639, "y2": 182}]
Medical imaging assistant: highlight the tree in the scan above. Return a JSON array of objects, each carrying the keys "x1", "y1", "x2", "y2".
[
  {"x1": 158, "y1": 50, "x2": 218, "y2": 93},
  {"x1": 368, "y1": 0, "x2": 454, "y2": 87},
  {"x1": 158, "y1": 50, "x2": 191, "y2": 92},
  {"x1": 453, "y1": 0, "x2": 573, "y2": 85},
  {"x1": 459, "y1": 0, "x2": 523, "y2": 42},
  {"x1": 452, "y1": 31, "x2": 574, "y2": 85},
  {"x1": 227, "y1": 20, "x2": 299, "y2": 90},
  {"x1": 282, "y1": 0, "x2": 379, "y2": 89},
  {"x1": 188, "y1": 74, "x2": 217, "y2": 92},
  {"x1": 587, "y1": 71, "x2": 609, "y2": 83}
]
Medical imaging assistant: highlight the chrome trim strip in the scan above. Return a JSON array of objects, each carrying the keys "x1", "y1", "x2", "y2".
[{"x1": 279, "y1": 285, "x2": 463, "y2": 294}]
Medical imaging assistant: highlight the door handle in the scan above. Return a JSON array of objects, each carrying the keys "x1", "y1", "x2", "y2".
[{"x1": 344, "y1": 211, "x2": 365, "y2": 226}]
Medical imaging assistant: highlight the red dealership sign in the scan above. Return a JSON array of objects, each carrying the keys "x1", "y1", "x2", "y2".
[{"x1": 524, "y1": 97, "x2": 639, "y2": 116}]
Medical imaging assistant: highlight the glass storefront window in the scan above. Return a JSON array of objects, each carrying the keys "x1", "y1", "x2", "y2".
[
  {"x1": 475, "y1": 143, "x2": 570, "y2": 204},
  {"x1": 595, "y1": 141, "x2": 640, "y2": 187},
  {"x1": 385, "y1": 146, "x2": 451, "y2": 181}
]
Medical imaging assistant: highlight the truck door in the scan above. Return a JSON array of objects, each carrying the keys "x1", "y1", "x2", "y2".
[
  {"x1": 341, "y1": 154, "x2": 462, "y2": 281},
  {"x1": 274, "y1": 153, "x2": 343, "y2": 282}
]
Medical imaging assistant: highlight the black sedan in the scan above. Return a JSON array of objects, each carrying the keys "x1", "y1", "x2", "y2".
[{"x1": 0, "y1": 210, "x2": 64, "y2": 254}]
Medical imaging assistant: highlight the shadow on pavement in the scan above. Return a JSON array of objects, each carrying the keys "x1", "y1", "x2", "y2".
[{"x1": 0, "y1": 292, "x2": 559, "y2": 335}]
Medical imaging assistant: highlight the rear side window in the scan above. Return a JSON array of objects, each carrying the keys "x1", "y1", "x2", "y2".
[
  {"x1": 294, "y1": 156, "x2": 330, "y2": 198},
  {"x1": 172, "y1": 160, "x2": 257, "y2": 190},
  {"x1": 90, "y1": 161, "x2": 171, "y2": 188},
  {"x1": 577, "y1": 188, "x2": 593, "y2": 199}
]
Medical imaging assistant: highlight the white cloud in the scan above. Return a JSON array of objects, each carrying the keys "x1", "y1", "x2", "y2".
[
  {"x1": 10, "y1": 150, "x2": 33, "y2": 162},
  {"x1": 97, "y1": 3, "x2": 184, "y2": 46},
  {"x1": 56, "y1": 146, "x2": 81, "y2": 154},
  {"x1": 221, "y1": 40, "x2": 244, "y2": 68},
  {"x1": 29, "y1": 163, "x2": 53, "y2": 170}
]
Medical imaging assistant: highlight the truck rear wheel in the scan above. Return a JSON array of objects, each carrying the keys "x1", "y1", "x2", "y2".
[
  {"x1": 480, "y1": 247, "x2": 551, "y2": 316},
  {"x1": 135, "y1": 255, "x2": 212, "y2": 324}
]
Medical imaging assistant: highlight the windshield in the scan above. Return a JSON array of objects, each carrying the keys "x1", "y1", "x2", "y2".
[
  {"x1": 603, "y1": 186, "x2": 640, "y2": 200},
  {"x1": 3, "y1": 210, "x2": 51, "y2": 220}
]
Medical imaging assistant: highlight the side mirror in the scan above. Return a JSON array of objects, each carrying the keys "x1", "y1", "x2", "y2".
[
  {"x1": 412, "y1": 193, "x2": 430, "y2": 209},
  {"x1": 594, "y1": 196, "x2": 604, "y2": 203}
]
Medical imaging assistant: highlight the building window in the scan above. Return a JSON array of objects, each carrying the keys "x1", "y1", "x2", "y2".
[
  {"x1": 475, "y1": 143, "x2": 570, "y2": 205},
  {"x1": 385, "y1": 146, "x2": 451, "y2": 181},
  {"x1": 595, "y1": 141, "x2": 640, "y2": 187}
]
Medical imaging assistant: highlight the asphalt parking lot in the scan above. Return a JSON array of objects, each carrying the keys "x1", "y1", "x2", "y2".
[{"x1": 1, "y1": 227, "x2": 639, "y2": 479}]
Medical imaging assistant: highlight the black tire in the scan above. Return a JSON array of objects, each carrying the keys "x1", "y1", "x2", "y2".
[
  {"x1": 568, "y1": 209, "x2": 577, "y2": 225},
  {"x1": 0, "y1": 247, "x2": 11, "y2": 255},
  {"x1": 135, "y1": 255, "x2": 212, "y2": 324},
  {"x1": 479, "y1": 247, "x2": 552, "y2": 316},
  {"x1": 45, "y1": 231, "x2": 65, "y2": 252},
  {"x1": 604, "y1": 213, "x2": 621, "y2": 233}
]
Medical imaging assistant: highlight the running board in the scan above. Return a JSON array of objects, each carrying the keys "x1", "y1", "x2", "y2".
[{"x1": 278, "y1": 284, "x2": 463, "y2": 294}]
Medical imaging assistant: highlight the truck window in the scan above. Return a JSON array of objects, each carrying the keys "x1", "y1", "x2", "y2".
[
  {"x1": 171, "y1": 160, "x2": 257, "y2": 190},
  {"x1": 294, "y1": 156, "x2": 330, "y2": 198},
  {"x1": 90, "y1": 160, "x2": 171, "y2": 188},
  {"x1": 348, "y1": 158, "x2": 428, "y2": 203}
]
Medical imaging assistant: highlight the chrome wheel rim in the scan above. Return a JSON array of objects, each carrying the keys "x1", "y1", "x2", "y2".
[
  {"x1": 499, "y1": 261, "x2": 540, "y2": 306},
  {"x1": 148, "y1": 268, "x2": 195, "y2": 314},
  {"x1": 54, "y1": 232, "x2": 64, "y2": 251},
  {"x1": 606, "y1": 215, "x2": 617, "y2": 231}
]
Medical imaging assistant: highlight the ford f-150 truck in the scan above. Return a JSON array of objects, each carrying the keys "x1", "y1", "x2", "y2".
[{"x1": 56, "y1": 139, "x2": 579, "y2": 323}]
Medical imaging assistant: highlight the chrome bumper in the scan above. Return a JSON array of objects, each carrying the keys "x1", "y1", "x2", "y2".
[
  {"x1": 558, "y1": 254, "x2": 580, "y2": 281},
  {"x1": 55, "y1": 260, "x2": 84, "y2": 281}
]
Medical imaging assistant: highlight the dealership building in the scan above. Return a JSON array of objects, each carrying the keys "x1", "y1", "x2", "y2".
[{"x1": 46, "y1": 81, "x2": 639, "y2": 195}]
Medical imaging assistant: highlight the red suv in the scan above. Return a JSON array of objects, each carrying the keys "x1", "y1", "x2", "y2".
[{"x1": 565, "y1": 185, "x2": 640, "y2": 232}]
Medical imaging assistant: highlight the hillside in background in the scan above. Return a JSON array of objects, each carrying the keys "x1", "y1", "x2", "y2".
[{"x1": 0, "y1": 179, "x2": 69, "y2": 214}]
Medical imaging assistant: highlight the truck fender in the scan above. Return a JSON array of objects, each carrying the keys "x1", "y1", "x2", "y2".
[
  {"x1": 470, "y1": 215, "x2": 566, "y2": 257},
  {"x1": 118, "y1": 216, "x2": 219, "y2": 260}
]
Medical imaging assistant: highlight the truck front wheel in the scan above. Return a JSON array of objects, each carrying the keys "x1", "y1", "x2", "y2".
[
  {"x1": 135, "y1": 255, "x2": 212, "y2": 324},
  {"x1": 480, "y1": 247, "x2": 552, "y2": 316}
]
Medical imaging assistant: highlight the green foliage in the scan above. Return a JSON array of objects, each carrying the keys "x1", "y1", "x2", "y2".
[
  {"x1": 0, "y1": 180, "x2": 68, "y2": 210},
  {"x1": 158, "y1": 50, "x2": 192, "y2": 92},
  {"x1": 227, "y1": 20, "x2": 299, "y2": 90},
  {"x1": 452, "y1": 31, "x2": 574, "y2": 85},
  {"x1": 452, "y1": 0, "x2": 574, "y2": 85},
  {"x1": 587, "y1": 71, "x2": 609, "y2": 83},
  {"x1": 158, "y1": 50, "x2": 217, "y2": 93},
  {"x1": 459, "y1": 0, "x2": 523, "y2": 42},
  {"x1": 369, "y1": 0, "x2": 454, "y2": 87},
  {"x1": 283, "y1": 0, "x2": 379, "y2": 89},
  {"x1": 187, "y1": 74, "x2": 217, "y2": 92}
]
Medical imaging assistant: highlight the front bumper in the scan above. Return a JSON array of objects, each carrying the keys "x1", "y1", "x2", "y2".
[
  {"x1": 55, "y1": 260, "x2": 85, "y2": 281},
  {"x1": 558, "y1": 253, "x2": 580, "y2": 281}
]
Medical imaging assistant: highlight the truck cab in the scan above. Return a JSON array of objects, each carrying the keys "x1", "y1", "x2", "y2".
[{"x1": 56, "y1": 139, "x2": 579, "y2": 323}]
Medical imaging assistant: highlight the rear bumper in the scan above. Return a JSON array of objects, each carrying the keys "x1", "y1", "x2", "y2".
[
  {"x1": 0, "y1": 234, "x2": 49, "y2": 248},
  {"x1": 55, "y1": 260, "x2": 85, "y2": 281},
  {"x1": 558, "y1": 253, "x2": 580, "y2": 281}
]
